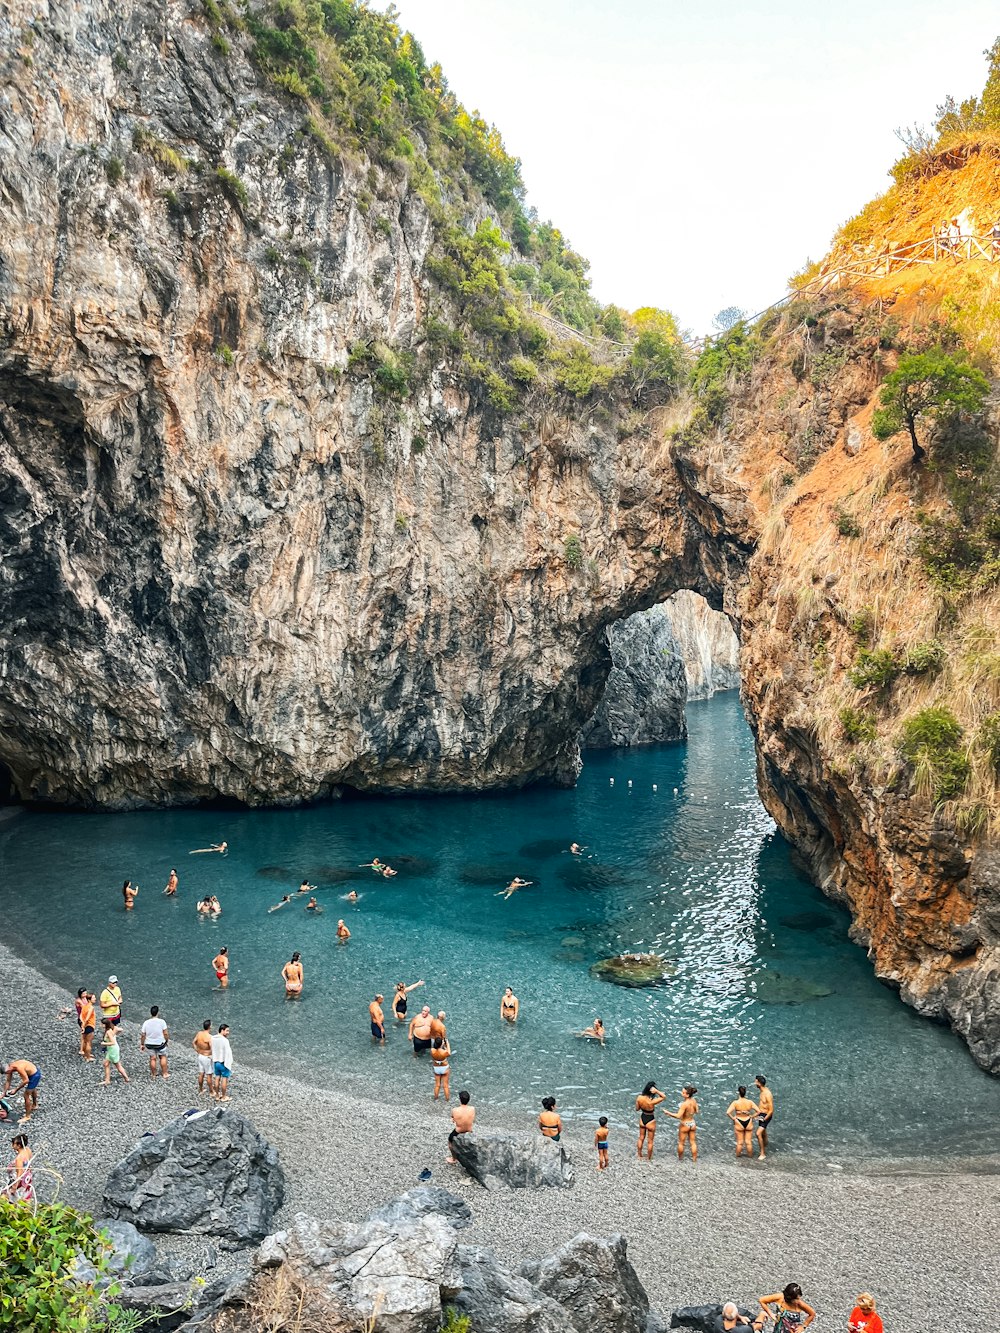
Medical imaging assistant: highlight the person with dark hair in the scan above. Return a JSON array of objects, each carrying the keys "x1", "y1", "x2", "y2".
[
  {"x1": 213, "y1": 947, "x2": 230, "y2": 989},
  {"x1": 140, "y1": 1005, "x2": 170, "y2": 1079},
  {"x1": 447, "y1": 1088, "x2": 475, "y2": 1162},
  {"x1": 5, "y1": 1134, "x2": 33, "y2": 1203},
  {"x1": 727, "y1": 1086, "x2": 759, "y2": 1157},
  {"x1": 193, "y1": 1019, "x2": 213, "y2": 1096},
  {"x1": 500, "y1": 987, "x2": 519, "y2": 1022},
  {"x1": 664, "y1": 1085, "x2": 699, "y2": 1160},
  {"x1": 79, "y1": 993, "x2": 96, "y2": 1062},
  {"x1": 164, "y1": 868, "x2": 178, "y2": 896},
  {"x1": 635, "y1": 1081, "x2": 665, "y2": 1160},
  {"x1": 539, "y1": 1096, "x2": 562, "y2": 1141},
  {"x1": 594, "y1": 1116, "x2": 610, "y2": 1170},
  {"x1": 758, "y1": 1283, "x2": 816, "y2": 1330},
  {"x1": 755, "y1": 1074, "x2": 774, "y2": 1159},
  {"x1": 282, "y1": 952, "x2": 303, "y2": 997},
  {"x1": 2, "y1": 1060, "x2": 41, "y2": 1123},
  {"x1": 122, "y1": 880, "x2": 138, "y2": 911},
  {"x1": 211, "y1": 1023, "x2": 233, "y2": 1102}
]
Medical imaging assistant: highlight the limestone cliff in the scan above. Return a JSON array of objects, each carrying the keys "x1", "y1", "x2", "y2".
[
  {"x1": 0, "y1": 0, "x2": 743, "y2": 808},
  {"x1": 662, "y1": 589, "x2": 739, "y2": 700},
  {"x1": 580, "y1": 606, "x2": 687, "y2": 749}
]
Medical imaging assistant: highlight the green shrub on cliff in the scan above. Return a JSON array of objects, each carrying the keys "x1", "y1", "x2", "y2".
[
  {"x1": 979, "y1": 712, "x2": 1000, "y2": 776},
  {"x1": 898, "y1": 706, "x2": 970, "y2": 803},
  {"x1": 839, "y1": 706, "x2": 878, "y2": 744},
  {"x1": 848, "y1": 648, "x2": 900, "y2": 691},
  {"x1": 871, "y1": 349, "x2": 989, "y2": 463},
  {"x1": 0, "y1": 1200, "x2": 113, "y2": 1331}
]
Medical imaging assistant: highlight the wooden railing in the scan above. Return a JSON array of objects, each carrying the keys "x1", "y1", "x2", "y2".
[{"x1": 810, "y1": 230, "x2": 1000, "y2": 293}]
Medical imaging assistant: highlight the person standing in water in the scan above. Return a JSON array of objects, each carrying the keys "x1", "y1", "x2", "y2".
[
  {"x1": 282, "y1": 952, "x2": 303, "y2": 997},
  {"x1": 664, "y1": 1085, "x2": 699, "y2": 1161},
  {"x1": 193, "y1": 1019, "x2": 214, "y2": 1096},
  {"x1": 431, "y1": 1033, "x2": 452, "y2": 1100},
  {"x1": 336, "y1": 920, "x2": 351, "y2": 941},
  {"x1": 635, "y1": 1081, "x2": 665, "y2": 1160},
  {"x1": 594, "y1": 1116, "x2": 610, "y2": 1170},
  {"x1": 726, "y1": 1086, "x2": 760, "y2": 1158},
  {"x1": 213, "y1": 947, "x2": 230, "y2": 989},
  {"x1": 755, "y1": 1074, "x2": 774, "y2": 1159},
  {"x1": 122, "y1": 880, "x2": 138, "y2": 911},
  {"x1": 500, "y1": 987, "x2": 519, "y2": 1022},
  {"x1": 579, "y1": 1018, "x2": 606, "y2": 1045},
  {"x1": 369, "y1": 995, "x2": 386, "y2": 1045},
  {"x1": 164, "y1": 868, "x2": 178, "y2": 896},
  {"x1": 409, "y1": 1005, "x2": 433, "y2": 1055},
  {"x1": 392, "y1": 979, "x2": 425, "y2": 1021}
]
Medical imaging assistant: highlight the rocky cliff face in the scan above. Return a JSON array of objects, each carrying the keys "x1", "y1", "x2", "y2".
[
  {"x1": 0, "y1": 0, "x2": 747, "y2": 808},
  {"x1": 662, "y1": 589, "x2": 739, "y2": 700},
  {"x1": 580, "y1": 606, "x2": 687, "y2": 749}
]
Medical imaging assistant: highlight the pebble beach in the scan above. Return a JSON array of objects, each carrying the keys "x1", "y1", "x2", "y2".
[{"x1": 2, "y1": 938, "x2": 998, "y2": 1333}]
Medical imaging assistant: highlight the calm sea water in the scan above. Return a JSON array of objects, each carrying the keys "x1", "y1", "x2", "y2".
[{"x1": 1, "y1": 694, "x2": 997, "y2": 1160}]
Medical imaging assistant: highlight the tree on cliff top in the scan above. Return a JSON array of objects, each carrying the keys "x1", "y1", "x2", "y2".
[{"x1": 871, "y1": 349, "x2": 989, "y2": 462}]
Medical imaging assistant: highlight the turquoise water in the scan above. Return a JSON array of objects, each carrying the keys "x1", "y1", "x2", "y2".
[{"x1": 1, "y1": 694, "x2": 997, "y2": 1160}]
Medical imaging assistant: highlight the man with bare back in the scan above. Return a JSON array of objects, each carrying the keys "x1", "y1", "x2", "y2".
[{"x1": 369, "y1": 994, "x2": 386, "y2": 1044}]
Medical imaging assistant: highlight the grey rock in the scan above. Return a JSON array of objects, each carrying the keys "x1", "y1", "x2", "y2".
[
  {"x1": 520, "y1": 1233, "x2": 654, "y2": 1333},
  {"x1": 102, "y1": 1109, "x2": 284, "y2": 1243},
  {"x1": 582, "y1": 607, "x2": 688, "y2": 749},
  {"x1": 660, "y1": 590, "x2": 739, "y2": 700},
  {"x1": 451, "y1": 1132, "x2": 575, "y2": 1190},
  {"x1": 78, "y1": 1218, "x2": 158, "y2": 1285},
  {"x1": 368, "y1": 1185, "x2": 472, "y2": 1231},
  {"x1": 453, "y1": 1243, "x2": 572, "y2": 1333},
  {"x1": 670, "y1": 1305, "x2": 755, "y2": 1331}
]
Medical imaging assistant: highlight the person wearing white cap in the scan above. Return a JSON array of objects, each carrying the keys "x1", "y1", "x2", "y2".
[{"x1": 99, "y1": 976, "x2": 123, "y2": 1028}]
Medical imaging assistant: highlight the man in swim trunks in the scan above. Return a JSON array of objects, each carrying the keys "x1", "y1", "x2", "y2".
[
  {"x1": 165, "y1": 868, "x2": 178, "y2": 896},
  {"x1": 447, "y1": 1089, "x2": 475, "y2": 1162},
  {"x1": 664, "y1": 1085, "x2": 699, "y2": 1161},
  {"x1": 392, "y1": 979, "x2": 424, "y2": 1021},
  {"x1": 430, "y1": 1010, "x2": 447, "y2": 1042},
  {"x1": 306, "y1": 897, "x2": 321, "y2": 912},
  {"x1": 192, "y1": 1019, "x2": 214, "y2": 1096},
  {"x1": 100, "y1": 976, "x2": 123, "y2": 1028},
  {"x1": 500, "y1": 987, "x2": 519, "y2": 1022},
  {"x1": 282, "y1": 952, "x2": 303, "y2": 997},
  {"x1": 210, "y1": 1023, "x2": 233, "y2": 1102},
  {"x1": 213, "y1": 947, "x2": 230, "y2": 989},
  {"x1": 726, "y1": 1086, "x2": 759, "y2": 1157},
  {"x1": 336, "y1": 919, "x2": 351, "y2": 941},
  {"x1": 409, "y1": 1005, "x2": 433, "y2": 1055},
  {"x1": 3, "y1": 1061, "x2": 41, "y2": 1123},
  {"x1": 369, "y1": 995, "x2": 386, "y2": 1044},
  {"x1": 755, "y1": 1073, "x2": 774, "y2": 1159}
]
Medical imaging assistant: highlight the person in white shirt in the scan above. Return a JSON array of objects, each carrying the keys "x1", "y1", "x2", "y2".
[
  {"x1": 139, "y1": 1006, "x2": 170, "y2": 1080},
  {"x1": 210, "y1": 1024, "x2": 233, "y2": 1103}
]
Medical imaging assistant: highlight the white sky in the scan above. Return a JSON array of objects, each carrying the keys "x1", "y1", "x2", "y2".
[{"x1": 390, "y1": 0, "x2": 1000, "y2": 334}]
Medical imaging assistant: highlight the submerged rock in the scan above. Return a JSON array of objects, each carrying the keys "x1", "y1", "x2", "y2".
[
  {"x1": 102, "y1": 1109, "x2": 284, "y2": 1243},
  {"x1": 591, "y1": 953, "x2": 669, "y2": 988},
  {"x1": 450, "y1": 1133, "x2": 575, "y2": 1190},
  {"x1": 778, "y1": 910, "x2": 838, "y2": 932},
  {"x1": 751, "y1": 971, "x2": 833, "y2": 1005}
]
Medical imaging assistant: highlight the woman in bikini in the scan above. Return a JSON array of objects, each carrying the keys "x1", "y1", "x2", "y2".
[
  {"x1": 392, "y1": 979, "x2": 425, "y2": 1021},
  {"x1": 664, "y1": 1085, "x2": 699, "y2": 1161},
  {"x1": 758, "y1": 1283, "x2": 815, "y2": 1330},
  {"x1": 500, "y1": 988, "x2": 519, "y2": 1022},
  {"x1": 122, "y1": 880, "x2": 138, "y2": 911},
  {"x1": 282, "y1": 951, "x2": 304, "y2": 997},
  {"x1": 726, "y1": 1085, "x2": 760, "y2": 1157},
  {"x1": 538, "y1": 1096, "x2": 562, "y2": 1141},
  {"x1": 635, "y1": 1081, "x2": 666, "y2": 1159},
  {"x1": 431, "y1": 1036, "x2": 452, "y2": 1101}
]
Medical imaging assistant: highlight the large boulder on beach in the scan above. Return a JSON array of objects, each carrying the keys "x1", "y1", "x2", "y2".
[
  {"x1": 102, "y1": 1109, "x2": 284, "y2": 1245},
  {"x1": 451, "y1": 1132, "x2": 575, "y2": 1190},
  {"x1": 368, "y1": 1186, "x2": 472, "y2": 1231},
  {"x1": 520, "y1": 1233, "x2": 660, "y2": 1333},
  {"x1": 452, "y1": 1244, "x2": 572, "y2": 1333}
]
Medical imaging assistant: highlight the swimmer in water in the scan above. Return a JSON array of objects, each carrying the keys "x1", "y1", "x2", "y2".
[
  {"x1": 282, "y1": 952, "x2": 303, "y2": 997},
  {"x1": 190, "y1": 842, "x2": 228, "y2": 854},
  {"x1": 344, "y1": 890, "x2": 360, "y2": 902},
  {"x1": 209, "y1": 895, "x2": 222, "y2": 915},
  {"x1": 500, "y1": 987, "x2": 519, "y2": 1022},
  {"x1": 359, "y1": 858, "x2": 383, "y2": 872},
  {"x1": 197, "y1": 897, "x2": 213, "y2": 915},
  {"x1": 122, "y1": 880, "x2": 138, "y2": 911},
  {"x1": 336, "y1": 919, "x2": 351, "y2": 941},
  {"x1": 569, "y1": 843, "x2": 587, "y2": 856},
  {"x1": 212, "y1": 947, "x2": 230, "y2": 989},
  {"x1": 297, "y1": 879, "x2": 314, "y2": 895},
  {"x1": 381, "y1": 864, "x2": 398, "y2": 877},
  {"x1": 305, "y1": 897, "x2": 322, "y2": 912},
  {"x1": 164, "y1": 868, "x2": 178, "y2": 896},
  {"x1": 579, "y1": 1018, "x2": 606, "y2": 1045},
  {"x1": 268, "y1": 895, "x2": 292, "y2": 913},
  {"x1": 392, "y1": 979, "x2": 425, "y2": 1021},
  {"x1": 497, "y1": 877, "x2": 532, "y2": 900}
]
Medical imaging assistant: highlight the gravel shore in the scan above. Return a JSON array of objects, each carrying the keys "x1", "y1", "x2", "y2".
[{"x1": 2, "y1": 938, "x2": 998, "y2": 1332}]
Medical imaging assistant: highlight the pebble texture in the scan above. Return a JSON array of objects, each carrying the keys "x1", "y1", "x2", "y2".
[{"x1": 2, "y1": 942, "x2": 999, "y2": 1332}]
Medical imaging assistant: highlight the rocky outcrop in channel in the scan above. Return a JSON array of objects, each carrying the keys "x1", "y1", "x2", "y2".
[
  {"x1": 581, "y1": 606, "x2": 688, "y2": 748},
  {"x1": 662, "y1": 589, "x2": 740, "y2": 700},
  {"x1": 0, "y1": 0, "x2": 746, "y2": 810}
]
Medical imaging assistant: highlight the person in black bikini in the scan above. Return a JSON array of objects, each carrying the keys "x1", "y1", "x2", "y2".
[
  {"x1": 635, "y1": 1081, "x2": 666, "y2": 1160},
  {"x1": 392, "y1": 979, "x2": 425, "y2": 1021},
  {"x1": 726, "y1": 1085, "x2": 760, "y2": 1157}
]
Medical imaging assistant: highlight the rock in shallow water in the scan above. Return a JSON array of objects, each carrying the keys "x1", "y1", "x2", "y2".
[
  {"x1": 102, "y1": 1109, "x2": 284, "y2": 1244},
  {"x1": 751, "y1": 971, "x2": 833, "y2": 1005},
  {"x1": 591, "y1": 953, "x2": 669, "y2": 988}
]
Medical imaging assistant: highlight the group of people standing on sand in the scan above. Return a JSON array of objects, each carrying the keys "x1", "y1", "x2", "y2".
[{"x1": 630, "y1": 1074, "x2": 773, "y2": 1162}]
